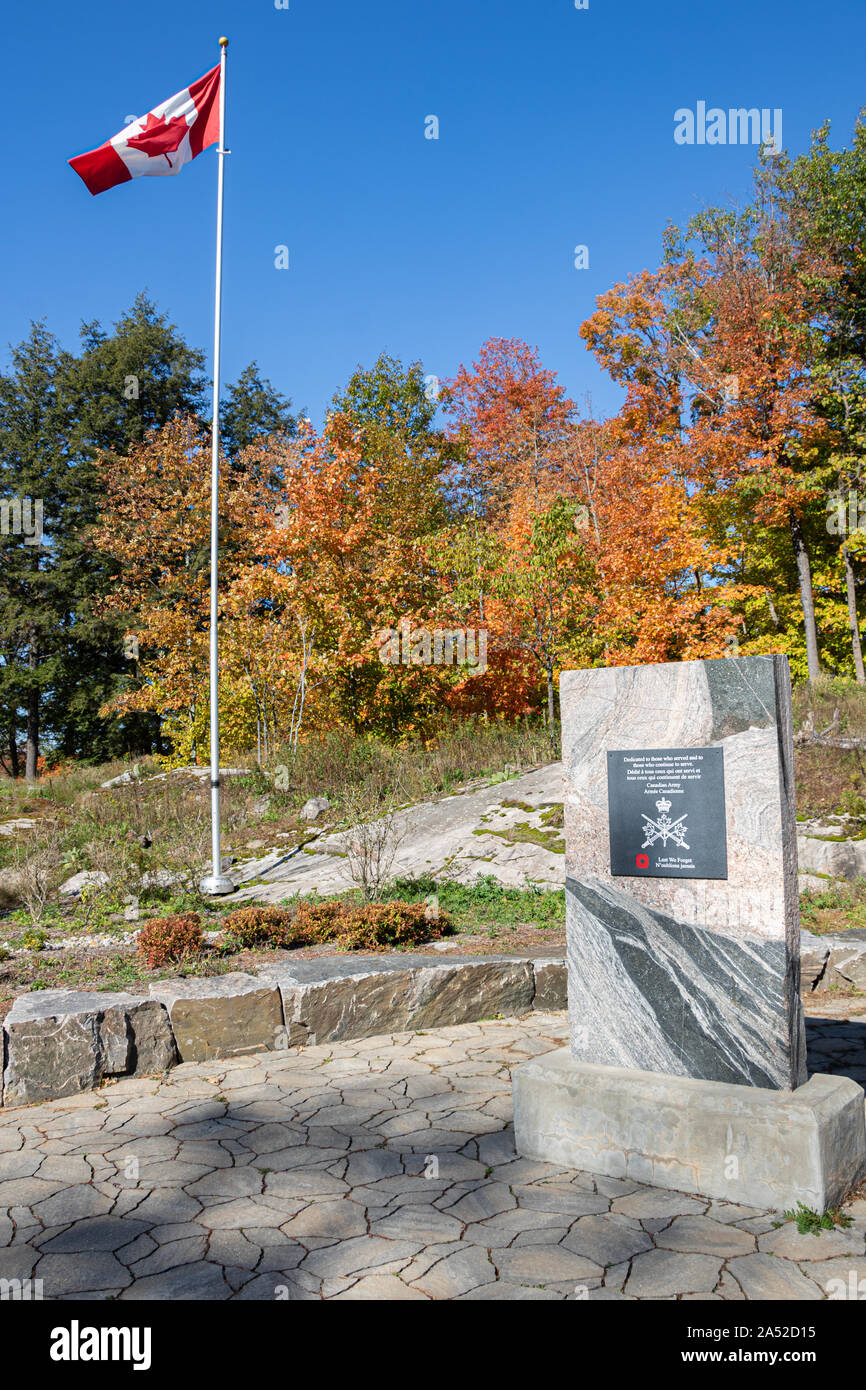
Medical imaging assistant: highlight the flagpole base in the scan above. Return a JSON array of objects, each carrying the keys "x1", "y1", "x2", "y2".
[{"x1": 199, "y1": 873, "x2": 236, "y2": 897}]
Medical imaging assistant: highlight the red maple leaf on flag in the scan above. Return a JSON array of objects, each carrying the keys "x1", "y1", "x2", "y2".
[{"x1": 125, "y1": 111, "x2": 191, "y2": 167}]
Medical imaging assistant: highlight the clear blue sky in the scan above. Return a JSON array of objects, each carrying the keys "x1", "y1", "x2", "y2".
[{"x1": 4, "y1": 0, "x2": 865, "y2": 425}]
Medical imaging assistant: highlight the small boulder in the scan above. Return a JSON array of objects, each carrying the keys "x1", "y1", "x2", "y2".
[
  {"x1": 0, "y1": 818, "x2": 39, "y2": 837},
  {"x1": 0, "y1": 867, "x2": 24, "y2": 909},
  {"x1": 301, "y1": 796, "x2": 330, "y2": 822},
  {"x1": 825, "y1": 930, "x2": 866, "y2": 992},
  {"x1": 58, "y1": 870, "x2": 110, "y2": 899},
  {"x1": 100, "y1": 769, "x2": 138, "y2": 789},
  {"x1": 2, "y1": 991, "x2": 177, "y2": 1106},
  {"x1": 799, "y1": 928, "x2": 830, "y2": 991}
]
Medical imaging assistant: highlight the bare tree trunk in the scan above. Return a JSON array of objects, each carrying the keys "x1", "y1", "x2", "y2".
[
  {"x1": 766, "y1": 591, "x2": 781, "y2": 628},
  {"x1": 290, "y1": 620, "x2": 313, "y2": 755},
  {"x1": 790, "y1": 513, "x2": 821, "y2": 683},
  {"x1": 269, "y1": 683, "x2": 279, "y2": 751},
  {"x1": 546, "y1": 661, "x2": 555, "y2": 727},
  {"x1": 25, "y1": 632, "x2": 39, "y2": 782},
  {"x1": 843, "y1": 544, "x2": 866, "y2": 683},
  {"x1": 25, "y1": 695, "x2": 38, "y2": 781},
  {"x1": 7, "y1": 725, "x2": 19, "y2": 779}
]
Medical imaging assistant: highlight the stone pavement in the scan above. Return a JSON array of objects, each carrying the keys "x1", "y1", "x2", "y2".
[{"x1": 0, "y1": 1010, "x2": 864, "y2": 1301}]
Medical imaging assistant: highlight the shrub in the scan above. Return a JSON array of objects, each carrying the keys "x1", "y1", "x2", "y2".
[
  {"x1": 138, "y1": 912, "x2": 203, "y2": 968},
  {"x1": 20, "y1": 927, "x2": 47, "y2": 951},
  {"x1": 291, "y1": 899, "x2": 351, "y2": 944},
  {"x1": 338, "y1": 901, "x2": 443, "y2": 951},
  {"x1": 221, "y1": 905, "x2": 297, "y2": 949},
  {"x1": 292, "y1": 897, "x2": 452, "y2": 952},
  {"x1": 13, "y1": 827, "x2": 64, "y2": 927},
  {"x1": 341, "y1": 782, "x2": 406, "y2": 902}
]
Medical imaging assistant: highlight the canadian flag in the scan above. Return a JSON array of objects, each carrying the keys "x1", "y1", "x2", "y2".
[{"x1": 69, "y1": 64, "x2": 220, "y2": 196}]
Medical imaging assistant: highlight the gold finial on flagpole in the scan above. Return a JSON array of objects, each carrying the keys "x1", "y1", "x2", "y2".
[{"x1": 219, "y1": 36, "x2": 229, "y2": 47}]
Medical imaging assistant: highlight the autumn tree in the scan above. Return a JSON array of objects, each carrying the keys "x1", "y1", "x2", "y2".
[
  {"x1": 91, "y1": 418, "x2": 266, "y2": 760},
  {"x1": 445, "y1": 338, "x2": 574, "y2": 522},
  {"x1": 42, "y1": 295, "x2": 210, "y2": 760},
  {"x1": 581, "y1": 204, "x2": 834, "y2": 680}
]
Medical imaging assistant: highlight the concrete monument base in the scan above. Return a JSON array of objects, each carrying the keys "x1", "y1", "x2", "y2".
[{"x1": 513, "y1": 1048, "x2": 866, "y2": 1211}]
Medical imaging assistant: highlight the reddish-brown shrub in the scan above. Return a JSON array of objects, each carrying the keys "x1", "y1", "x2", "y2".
[
  {"x1": 290, "y1": 899, "x2": 350, "y2": 944},
  {"x1": 137, "y1": 912, "x2": 203, "y2": 969},
  {"x1": 221, "y1": 905, "x2": 297, "y2": 949},
  {"x1": 292, "y1": 898, "x2": 452, "y2": 952},
  {"x1": 213, "y1": 898, "x2": 453, "y2": 959},
  {"x1": 337, "y1": 901, "x2": 451, "y2": 951}
]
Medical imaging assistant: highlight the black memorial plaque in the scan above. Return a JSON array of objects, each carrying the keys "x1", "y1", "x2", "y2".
[{"x1": 606, "y1": 747, "x2": 728, "y2": 880}]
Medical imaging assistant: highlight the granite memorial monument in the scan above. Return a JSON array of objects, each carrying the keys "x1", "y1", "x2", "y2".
[{"x1": 513, "y1": 655, "x2": 866, "y2": 1209}]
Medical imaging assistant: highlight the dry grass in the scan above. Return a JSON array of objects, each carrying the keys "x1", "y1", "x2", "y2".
[
  {"x1": 793, "y1": 677, "x2": 866, "y2": 741},
  {"x1": 257, "y1": 719, "x2": 558, "y2": 813},
  {"x1": 794, "y1": 746, "x2": 866, "y2": 819},
  {"x1": 0, "y1": 721, "x2": 556, "y2": 922},
  {"x1": 799, "y1": 878, "x2": 866, "y2": 935}
]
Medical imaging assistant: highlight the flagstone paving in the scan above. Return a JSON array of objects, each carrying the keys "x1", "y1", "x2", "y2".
[{"x1": 0, "y1": 1010, "x2": 864, "y2": 1300}]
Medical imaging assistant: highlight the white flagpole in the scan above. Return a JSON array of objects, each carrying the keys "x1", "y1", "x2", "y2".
[{"x1": 201, "y1": 36, "x2": 234, "y2": 896}]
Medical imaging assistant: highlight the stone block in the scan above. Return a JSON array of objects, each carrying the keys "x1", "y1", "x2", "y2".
[
  {"x1": 513, "y1": 1047, "x2": 866, "y2": 1211},
  {"x1": 409, "y1": 958, "x2": 534, "y2": 1029},
  {"x1": 2, "y1": 991, "x2": 176, "y2": 1106},
  {"x1": 149, "y1": 973, "x2": 282, "y2": 1062},
  {"x1": 532, "y1": 959, "x2": 568, "y2": 1012},
  {"x1": 260, "y1": 956, "x2": 419, "y2": 1044},
  {"x1": 800, "y1": 929, "x2": 830, "y2": 991},
  {"x1": 561, "y1": 655, "x2": 806, "y2": 1089},
  {"x1": 824, "y1": 930, "x2": 866, "y2": 992},
  {"x1": 258, "y1": 954, "x2": 535, "y2": 1045}
]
